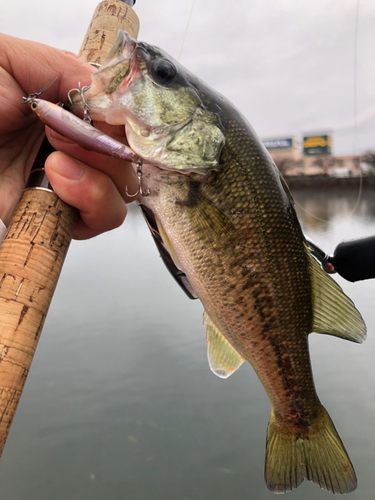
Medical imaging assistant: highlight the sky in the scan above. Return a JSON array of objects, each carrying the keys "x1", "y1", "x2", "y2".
[{"x1": 2, "y1": 0, "x2": 374, "y2": 156}]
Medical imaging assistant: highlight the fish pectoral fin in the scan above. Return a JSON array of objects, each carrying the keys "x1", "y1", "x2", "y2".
[
  {"x1": 155, "y1": 215, "x2": 184, "y2": 272},
  {"x1": 203, "y1": 311, "x2": 245, "y2": 379},
  {"x1": 155, "y1": 215, "x2": 198, "y2": 299},
  {"x1": 139, "y1": 204, "x2": 198, "y2": 299},
  {"x1": 308, "y1": 248, "x2": 366, "y2": 342},
  {"x1": 185, "y1": 184, "x2": 235, "y2": 238},
  {"x1": 265, "y1": 406, "x2": 357, "y2": 493},
  {"x1": 138, "y1": 203, "x2": 198, "y2": 299}
]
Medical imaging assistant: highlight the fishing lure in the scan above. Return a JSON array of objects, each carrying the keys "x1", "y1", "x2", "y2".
[{"x1": 24, "y1": 96, "x2": 140, "y2": 164}]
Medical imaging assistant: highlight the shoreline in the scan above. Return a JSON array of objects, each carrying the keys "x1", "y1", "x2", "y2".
[{"x1": 284, "y1": 174, "x2": 375, "y2": 190}]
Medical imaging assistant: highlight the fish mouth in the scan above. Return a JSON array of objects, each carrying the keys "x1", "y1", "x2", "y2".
[
  {"x1": 68, "y1": 30, "x2": 139, "y2": 117},
  {"x1": 93, "y1": 30, "x2": 138, "y2": 95}
]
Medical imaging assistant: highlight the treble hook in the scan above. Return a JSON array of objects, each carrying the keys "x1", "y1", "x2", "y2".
[
  {"x1": 126, "y1": 160, "x2": 150, "y2": 198},
  {"x1": 67, "y1": 82, "x2": 91, "y2": 123}
]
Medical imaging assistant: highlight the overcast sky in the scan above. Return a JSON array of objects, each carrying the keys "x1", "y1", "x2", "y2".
[{"x1": 2, "y1": 0, "x2": 374, "y2": 155}]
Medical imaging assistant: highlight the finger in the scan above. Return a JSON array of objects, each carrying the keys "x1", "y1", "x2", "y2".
[
  {"x1": 0, "y1": 34, "x2": 95, "y2": 109},
  {"x1": 0, "y1": 65, "x2": 41, "y2": 135},
  {"x1": 45, "y1": 125, "x2": 139, "y2": 203},
  {"x1": 45, "y1": 151, "x2": 128, "y2": 240}
]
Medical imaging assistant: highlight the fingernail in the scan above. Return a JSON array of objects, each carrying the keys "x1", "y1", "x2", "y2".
[{"x1": 50, "y1": 154, "x2": 84, "y2": 180}]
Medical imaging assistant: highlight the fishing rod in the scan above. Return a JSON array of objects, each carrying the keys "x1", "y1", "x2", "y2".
[
  {"x1": 306, "y1": 235, "x2": 375, "y2": 282},
  {"x1": 0, "y1": 0, "x2": 139, "y2": 459}
]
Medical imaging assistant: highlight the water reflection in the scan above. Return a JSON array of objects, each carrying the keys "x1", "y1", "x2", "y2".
[
  {"x1": 0, "y1": 191, "x2": 374, "y2": 500},
  {"x1": 293, "y1": 188, "x2": 375, "y2": 234}
]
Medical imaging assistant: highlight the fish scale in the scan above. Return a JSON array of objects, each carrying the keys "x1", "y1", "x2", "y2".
[
  {"x1": 155, "y1": 118, "x2": 317, "y2": 423},
  {"x1": 70, "y1": 30, "x2": 366, "y2": 494}
]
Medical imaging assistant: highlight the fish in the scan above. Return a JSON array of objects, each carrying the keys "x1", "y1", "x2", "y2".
[{"x1": 70, "y1": 30, "x2": 366, "y2": 494}]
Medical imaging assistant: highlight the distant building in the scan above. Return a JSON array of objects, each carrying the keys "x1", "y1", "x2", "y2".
[
  {"x1": 262, "y1": 136, "x2": 301, "y2": 162},
  {"x1": 262, "y1": 137, "x2": 294, "y2": 150},
  {"x1": 262, "y1": 132, "x2": 362, "y2": 177}
]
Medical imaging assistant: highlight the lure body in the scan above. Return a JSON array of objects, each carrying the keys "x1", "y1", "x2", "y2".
[{"x1": 28, "y1": 99, "x2": 139, "y2": 163}]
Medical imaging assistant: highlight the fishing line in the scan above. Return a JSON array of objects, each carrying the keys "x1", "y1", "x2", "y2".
[
  {"x1": 178, "y1": 0, "x2": 195, "y2": 61},
  {"x1": 58, "y1": 61, "x2": 90, "y2": 83},
  {"x1": 293, "y1": 0, "x2": 362, "y2": 225},
  {"x1": 348, "y1": 0, "x2": 363, "y2": 217},
  {"x1": 292, "y1": 200, "x2": 332, "y2": 224},
  {"x1": 41, "y1": 77, "x2": 60, "y2": 94},
  {"x1": 25, "y1": 61, "x2": 90, "y2": 101}
]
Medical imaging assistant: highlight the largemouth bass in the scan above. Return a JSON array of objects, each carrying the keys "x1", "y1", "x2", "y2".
[{"x1": 71, "y1": 31, "x2": 366, "y2": 494}]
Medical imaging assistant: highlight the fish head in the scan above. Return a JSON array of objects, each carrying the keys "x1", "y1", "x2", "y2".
[{"x1": 70, "y1": 30, "x2": 225, "y2": 174}]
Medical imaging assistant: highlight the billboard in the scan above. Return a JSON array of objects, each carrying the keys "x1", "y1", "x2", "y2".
[
  {"x1": 263, "y1": 137, "x2": 294, "y2": 151},
  {"x1": 303, "y1": 135, "x2": 332, "y2": 155}
]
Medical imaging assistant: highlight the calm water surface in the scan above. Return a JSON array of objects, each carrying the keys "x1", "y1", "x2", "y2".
[{"x1": 1, "y1": 187, "x2": 374, "y2": 500}]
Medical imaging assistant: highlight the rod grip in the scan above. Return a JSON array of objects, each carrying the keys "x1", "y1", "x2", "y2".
[
  {"x1": 78, "y1": 0, "x2": 139, "y2": 63},
  {"x1": 0, "y1": 0, "x2": 139, "y2": 458},
  {"x1": 0, "y1": 190, "x2": 78, "y2": 456},
  {"x1": 333, "y1": 236, "x2": 375, "y2": 282}
]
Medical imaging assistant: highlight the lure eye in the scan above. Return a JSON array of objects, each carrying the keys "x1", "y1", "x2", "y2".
[
  {"x1": 151, "y1": 59, "x2": 177, "y2": 84},
  {"x1": 31, "y1": 102, "x2": 37, "y2": 110}
]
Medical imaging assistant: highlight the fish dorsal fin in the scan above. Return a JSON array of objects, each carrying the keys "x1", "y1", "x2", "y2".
[
  {"x1": 308, "y1": 247, "x2": 367, "y2": 343},
  {"x1": 203, "y1": 311, "x2": 245, "y2": 379}
]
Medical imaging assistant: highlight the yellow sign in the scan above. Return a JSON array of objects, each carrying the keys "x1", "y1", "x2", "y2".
[{"x1": 303, "y1": 135, "x2": 332, "y2": 155}]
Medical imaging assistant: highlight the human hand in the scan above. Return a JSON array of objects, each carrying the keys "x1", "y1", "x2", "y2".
[{"x1": 0, "y1": 33, "x2": 138, "y2": 239}]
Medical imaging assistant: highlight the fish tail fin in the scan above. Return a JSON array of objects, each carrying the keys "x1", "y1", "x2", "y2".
[{"x1": 265, "y1": 406, "x2": 357, "y2": 494}]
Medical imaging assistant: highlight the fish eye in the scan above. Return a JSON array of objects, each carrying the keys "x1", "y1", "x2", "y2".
[{"x1": 151, "y1": 59, "x2": 177, "y2": 84}]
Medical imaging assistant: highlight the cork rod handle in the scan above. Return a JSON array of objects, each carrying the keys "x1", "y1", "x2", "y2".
[{"x1": 0, "y1": 0, "x2": 139, "y2": 459}]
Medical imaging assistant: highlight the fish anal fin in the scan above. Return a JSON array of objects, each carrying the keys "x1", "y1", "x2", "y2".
[
  {"x1": 308, "y1": 248, "x2": 366, "y2": 343},
  {"x1": 265, "y1": 406, "x2": 357, "y2": 494},
  {"x1": 204, "y1": 311, "x2": 245, "y2": 379}
]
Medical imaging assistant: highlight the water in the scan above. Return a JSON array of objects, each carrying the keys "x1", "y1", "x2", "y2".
[{"x1": 1, "y1": 188, "x2": 374, "y2": 500}]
